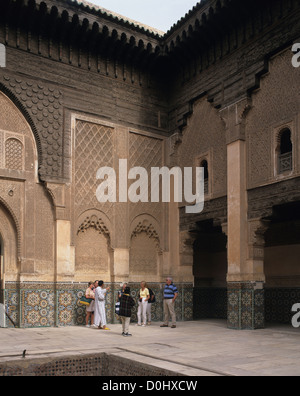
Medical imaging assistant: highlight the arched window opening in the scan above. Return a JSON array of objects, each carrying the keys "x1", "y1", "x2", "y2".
[
  {"x1": 278, "y1": 129, "x2": 293, "y2": 174},
  {"x1": 201, "y1": 160, "x2": 209, "y2": 194}
]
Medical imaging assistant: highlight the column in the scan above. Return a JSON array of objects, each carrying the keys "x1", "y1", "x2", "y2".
[
  {"x1": 220, "y1": 98, "x2": 266, "y2": 330},
  {"x1": 112, "y1": 126, "x2": 130, "y2": 284}
]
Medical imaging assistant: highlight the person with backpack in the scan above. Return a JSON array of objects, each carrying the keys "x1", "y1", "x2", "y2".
[{"x1": 119, "y1": 286, "x2": 135, "y2": 337}]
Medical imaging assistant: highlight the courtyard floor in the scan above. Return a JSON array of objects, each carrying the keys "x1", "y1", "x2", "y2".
[{"x1": 0, "y1": 319, "x2": 300, "y2": 376}]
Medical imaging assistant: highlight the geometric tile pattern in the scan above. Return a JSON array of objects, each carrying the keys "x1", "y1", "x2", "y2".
[
  {"x1": 23, "y1": 290, "x2": 55, "y2": 327},
  {"x1": 3, "y1": 282, "x2": 194, "y2": 328},
  {"x1": 4, "y1": 286, "x2": 300, "y2": 328},
  {"x1": 9, "y1": 284, "x2": 299, "y2": 329},
  {"x1": 4, "y1": 289, "x2": 19, "y2": 328},
  {"x1": 227, "y1": 283, "x2": 265, "y2": 330}
]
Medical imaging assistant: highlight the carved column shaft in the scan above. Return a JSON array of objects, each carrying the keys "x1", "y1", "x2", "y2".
[
  {"x1": 220, "y1": 98, "x2": 266, "y2": 330},
  {"x1": 220, "y1": 98, "x2": 251, "y2": 283}
]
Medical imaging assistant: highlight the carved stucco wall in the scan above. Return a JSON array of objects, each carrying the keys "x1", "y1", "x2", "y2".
[
  {"x1": 0, "y1": 92, "x2": 55, "y2": 282},
  {"x1": 1, "y1": 74, "x2": 64, "y2": 181},
  {"x1": 177, "y1": 97, "x2": 227, "y2": 200},
  {"x1": 73, "y1": 117, "x2": 165, "y2": 282},
  {"x1": 129, "y1": 132, "x2": 164, "y2": 223},
  {"x1": 75, "y1": 228, "x2": 111, "y2": 281},
  {"x1": 128, "y1": 133, "x2": 165, "y2": 281},
  {"x1": 74, "y1": 120, "x2": 114, "y2": 222},
  {"x1": 130, "y1": 233, "x2": 158, "y2": 277},
  {"x1": 129, "y1": 216, "x2": 162, "y2": 281},
  {"x1": 0, "y1": 202, "x2": 18, "y2": 278},
  {"x1": 73, "y1": 119, "x2": 114, "y2": 281},
  {"x1": 247, "y1": 48, "x2": 300, "y2": 189}
]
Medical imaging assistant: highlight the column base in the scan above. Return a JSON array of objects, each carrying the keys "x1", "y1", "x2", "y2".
[{"x1": 227, "y1": 282, "x2": 265, "y2": 330}]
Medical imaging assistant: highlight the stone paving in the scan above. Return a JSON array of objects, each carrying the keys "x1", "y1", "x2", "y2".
[{"x1": 0, "y1": 319, "x2": 300, "y2": 376}]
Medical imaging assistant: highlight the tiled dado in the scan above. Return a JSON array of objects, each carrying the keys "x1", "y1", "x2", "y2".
[
  {"x1": 2, "y1": 282, "x2": 193, "y2": 328},
  {"x1": 227, "y1": 282, "x2": 265, "y2": 330}
]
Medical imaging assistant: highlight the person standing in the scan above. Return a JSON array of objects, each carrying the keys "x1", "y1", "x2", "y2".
[
  {"x1": 94, "y1": 280, "x2": 111, "y2": 330},
  {"x1": 115, "y1": 282, "x2": 128, "y2": 322},
  {"x1": 137, "y1": 281, "x2": 150, "y2": 327},
  {"x1": 118, "y1": 282, "x2": 128, "y2": 300},
  {"x1": 119, "y1": 286, "x2": 135, "y2": 337},
  {"x1": 161, "y1": 277, "x2": 178, "y2": 329},
  {"x1": 146, "y1": 287, "x2": 156, "y2": 326},
  {"x1": 85, "y1": 281, "x2": 95, "y2": 327}
]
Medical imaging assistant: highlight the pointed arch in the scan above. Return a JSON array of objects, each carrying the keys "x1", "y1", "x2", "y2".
[
  {"x1": 75, "y1": 209, "x2": 113, "y2": 282},
  {"x1": 0, "y1": 82, "x2": 42, "y2": 178},
  {"x1": 130, "y1": 214, "x2": 162, "y2": 254}
]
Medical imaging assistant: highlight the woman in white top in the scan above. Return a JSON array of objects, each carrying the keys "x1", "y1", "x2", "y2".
[
  {"x1": 85, "y1": 281, "x2": 96, "y2": 327},
  {"x1": 137, "y1": 281, "x2": 150, "y2": 327},
  {"x1": 94, "y1": 280, "x2": 111, "y2": 330}
]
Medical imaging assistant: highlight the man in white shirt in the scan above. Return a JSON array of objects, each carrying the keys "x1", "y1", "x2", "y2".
[{"x1": 94, "y1": 280, "x2": 110, "y2": 330}]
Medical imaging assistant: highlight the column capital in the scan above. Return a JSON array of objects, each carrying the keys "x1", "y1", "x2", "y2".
[
  {"x1": 248, "y1": 218, "x2": 270, "y2": 248},
  {"x1": 179, "y1": 230, "x2": 197, "y2": 267},
  {"x1": 168, "y1": 132, "x2": 183, "y2": 167},
  {"x1": 44, "y1": 182, "x2": 70, "y2": 221},
  {"x1": 220, "y1": 97, "x2": 252, "y2": 144}
]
